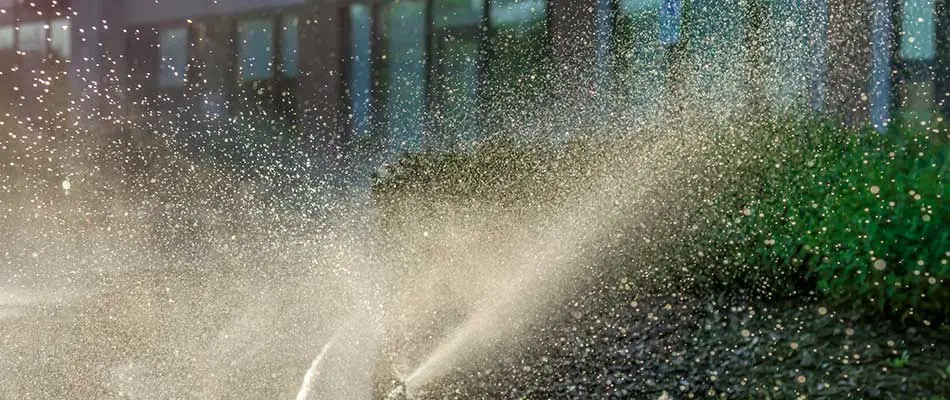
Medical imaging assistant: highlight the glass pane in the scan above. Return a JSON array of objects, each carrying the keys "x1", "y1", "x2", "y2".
[
  {"x1": 685, "y1": 0, "x2": 746, "y2": 111},
  {"x1": 490, "y1": 0, "x2": 545, "y2": 31},
  {"x1": 158, "y1": 27, "x2": 188, "y2": 88},
  {"x1": 349, "y1": 4, "x2": 372, "y2": 137},
  {"x1": 193, "y1": 22, "x2": 228, "y2": 119},
  {"x1": 765, "y1": 0, "x2": 814, "y2": 110},
  {"x1": 382, "y1": 1, "x2": 426, "y2": 152},
  {"x1": 0, "y1": 1, "x2": 12, "y2": 25},
  {"x1": 0, "y1": 26, "x2": 12, "y2": 51},
  {"x1": 50, "y1": 18, "x2": 70, "y2": 59},
  {"x1": 488, "y1": 0, "x2": 548, "y2": 110},
  {"x1": 595, "y1": 0, "x2": 613, "y2": 89},
  {"x1": 434, "y1": 38, "x2": 480, "y2": 146},
  {"x1": 18, "y1": 21, "x2": 47, "y2": 54},
  {"x1": 238, "y1": 18, "x2": 274, "y2": 81},
  {"x1": 615, "y1": 0, "x2": 662, "y2": 112},
  {"x1": 900, "y1": 0, "x2": 936, "y2": 60},
  {"x1": 433, "y1": 0, "x2": 484, "y2": 147},
  {"x1": 281, "y1": 15, "x2": 298, "y2": 78},
  {"x1": 658, "y1": 0, "x2": 681, "y2": 45},
  {"x1": 899, "y1": 0, "x2": 937, "y2": 119},
  {"x1": 434, "y1": 0, "x2": 483, "y2": 28}
]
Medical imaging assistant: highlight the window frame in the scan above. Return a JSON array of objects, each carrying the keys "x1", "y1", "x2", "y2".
[
  {"x1": 346, "y1": 0, "x2": 554, "y2": 144},
  {"x1": 125, "y1": 5, "x2": 303, "y2": 124}
]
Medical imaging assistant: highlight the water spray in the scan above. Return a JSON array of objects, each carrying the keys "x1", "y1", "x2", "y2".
[
  {"x1": 382, "y1": 380, "x2": 410, "y2": 400},
  {"x1": 295, "y1": 326, "x2": 347, "y2": 400}
]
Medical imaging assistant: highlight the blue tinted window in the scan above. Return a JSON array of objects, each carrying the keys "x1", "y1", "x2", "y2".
[
  {"x1": 900, "y1": 0, "x2": 936, "y2": 60},
  {"x1": 765, "y1": 0, "x2": 816, "y2": 111},
  {"x1": 349, "y1": 4, "x2": 372, "y2": 137},
  {"x1": 281, "y1": 15, "x2": 298, "y2": 77},
  {"x1": 0, "y1": 26, "x2": 12, "y2": 51},
  {"x1": 488, "y1": 0, "x2": 548, "y2": 107},
  {"x1": 434, "y1": 0, "x2": 482, "y2": 28},
  {"x1": 433, "y1": 0, "x2": 484, "y2": 147},
  {"x1": 490, "y1": 0, "x2": 546, "y2": 30},
  {"x1": 238, "y1": 18, "x2": 274, "y2": 81},
  {"x1": 51, "y1": 18, "x2": 70, "y2": 58},
  {"x1": 595, "y1": 0, "x2": 613, "y2": 89},
  {"x1": 18, "y1": 21, "x2": 47, "y2": 54},
  {"x1": 615, "y1": 0, "x2": 663, "y2": 112},
  {"x1": 658, "y1": 0, "x2": 681, "y2": 45},
  {"x1": 158, "y1": 27, "x2": 188, "y2": 88},
  {"x1": 383, "y1": 1, "x2": 426, "y2": 151}
]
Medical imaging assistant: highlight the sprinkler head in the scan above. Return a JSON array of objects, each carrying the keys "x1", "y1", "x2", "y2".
[{"x1": 383, "y1": 380, "x2": 409, "y2": 400}]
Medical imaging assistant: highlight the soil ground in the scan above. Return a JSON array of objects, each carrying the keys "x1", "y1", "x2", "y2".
[{"x1": 421, "y1": 291, "x2": 950, "y2": 399}]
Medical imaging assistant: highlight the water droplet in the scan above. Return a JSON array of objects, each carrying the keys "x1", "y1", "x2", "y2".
[{"x1": 873, "y1": 259, "x2": 886, "y2": 271}]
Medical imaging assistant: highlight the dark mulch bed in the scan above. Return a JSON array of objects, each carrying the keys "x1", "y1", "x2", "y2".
[{"x1": 417, "y1": 290, "x2": 950, "y2": 399}]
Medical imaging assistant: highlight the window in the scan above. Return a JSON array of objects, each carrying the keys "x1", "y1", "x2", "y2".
[
  {"x1": 238, "y1": 18, "x2": 274, "y2": 81},
  {"x1": 50, "y1": 18, "x2": 70, "y2": 59},
  {"x1": 490, "y1": 0, "x2": 546, "y2": 34},
  {"x1": 192, "y1": 21, "x2": 229, "y2": 119},
  {"x1": 431, "y1": 0, "x2": 484, "y2": 147},
  {"x1": 900, "y1": 0, "x2": 936, "y2": 61},
  {"x1": 348, "y1": 4, "x2": 372, "y2": 137},
  {"x1": 18, "y1": 21, "x2": 47, "y2": 54},
  {"x1": 381, "y1": 1, "x2": 426, "y2": 152},
  {"x1": 614, "y1": 0, "x2": 663, "y2": 112},
  {"x1": 234, "y1": 15, "x2": 298, "y2": 120},
  {"x1": 0, "y1": 26, "x2": 12, "y2": 51},
  {"x1": 158, "y1": 27, "x2": 188, "y2": 88},
  {"x1": 594, "y1": 0, "x2": 613, "y2": 94},
  {"x1": 683, "y1": 0, "x2": 746, "y2": 112},
  {"x1": 657, "y1": 0, "x2": 681, "y2": 46},
  {"x1": 898, "y1": 0, "x2": 937, "y2": 119},
  {"x1": 280, "y1": 15, "x2": 298, "y2": 78},
  {"x1": 937, "y1": 2, "x2": 950, "y2": 119},
  {"x1": 0, "y1": 0, "x2": 13, "y2": 24},
  {"x1": 764, "y1": 0, "x2": 816, "y2": 112},
  {"x1": 488, "y1": 0, "x2": 549, "y2": 118}
]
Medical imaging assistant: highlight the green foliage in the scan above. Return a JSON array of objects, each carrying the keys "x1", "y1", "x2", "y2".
[
  {"x1": 372, "y1": 135, "x2": 604, "y2": 235},
  {"x1": 890, "y1": 350, "x2": 912, "y2": 368},
  {"x1": 690, "y1": 120, "x2": 949, "y2": 320},
  {"x1": 372, "y1": 119, "x2": 950, "y2": 320}
]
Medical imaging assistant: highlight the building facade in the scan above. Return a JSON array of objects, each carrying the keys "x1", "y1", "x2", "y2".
[{"x1": 1, "y1": 0, "x2": 947, "y2": 159}]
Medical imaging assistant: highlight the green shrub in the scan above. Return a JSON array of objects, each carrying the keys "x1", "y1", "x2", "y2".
[
  {"x1": 372, "y1": 119, "x2": 950, "y2": 320},
  {"x1": 690, "y1": 120, "x2": 949, "y2": 320},
  {"x1": 804, "y1": 127, "x2": 948, "y2": 318}
]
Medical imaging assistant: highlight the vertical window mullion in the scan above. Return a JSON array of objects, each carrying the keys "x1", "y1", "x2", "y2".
[
  {"x1": 423, "y1": 0, "x2": 435, "y2": 146},
  {"x1": 226, "y1": 19, "x2": 238, "y2": 116},
  {"x1": 44, "y1": 16, "x2": 51, "y2": 57},
  {"x1": 348, "y1": 3, "x2": 374, "y2": 139},
  {"x1": 479, "y1": 0, "x2": 491, "y2": 124},
  {"x1": 272, "y1": 13, "x2": 282, "y2": 117},
  {"x1": 341, "y1": 4, "x2": 353, "y2": 139},
  {"x1": 370, "y1": 2, "x2": 386, "y2": 138}
]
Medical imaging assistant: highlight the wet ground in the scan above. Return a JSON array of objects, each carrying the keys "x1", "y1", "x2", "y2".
[{"x1": 424, "y1": 290, "x2": 950, "y2": 399}]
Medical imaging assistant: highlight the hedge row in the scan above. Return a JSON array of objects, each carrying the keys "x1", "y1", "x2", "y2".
[{"x1": 372, "y1": 120, "x2": 949, "y2": 322}]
